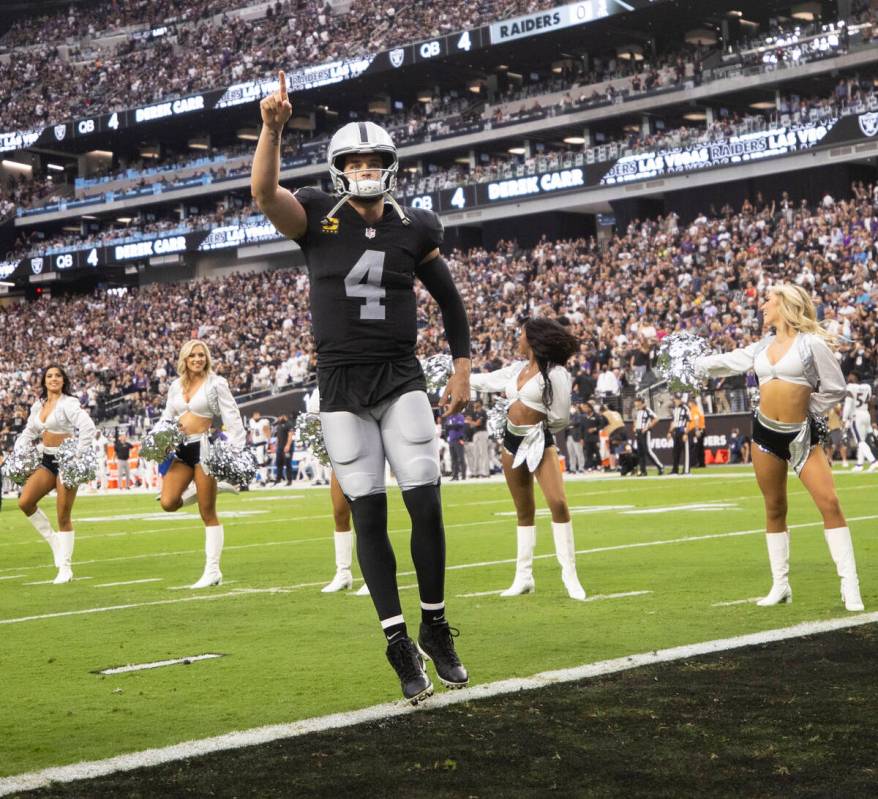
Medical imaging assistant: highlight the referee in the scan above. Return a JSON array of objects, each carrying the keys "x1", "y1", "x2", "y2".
[
  {"x1": 667, "y1": 394, "x2": 691, "y2": 475},
  {"x1": 632, "y1": 397, "x2": 664, "y2": 476}
]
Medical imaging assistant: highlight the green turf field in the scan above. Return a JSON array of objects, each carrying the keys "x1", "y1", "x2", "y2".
[{"x1": 0, "y1": 467, "x2": 875, "y2": 779}]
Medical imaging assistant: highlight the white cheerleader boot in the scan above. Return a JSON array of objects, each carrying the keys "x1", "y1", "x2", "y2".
[
  {"x1": 191, "y1": 525, "x2": 223, "y2": 589},
  {"x1": 53, "y1": 531, "x2": 75, "y2": 584},
  {"x1": 500, "y1": 525, "x2": 536, "y2": 596},
  {"x1": 355, "y1": 582, "x2": 371, "y2": 596},
  {"x1": 756, "y1": 531, "x2": 792, "y2": 606},
  {"x1": 322, "y1": 531, "x2": 353, "y2": 593},
  {"x1": 824, "y1": 526, "x2": 865, "y2": 612},
  {"x1": 26, "y1": 508, "x2": 59, "y2": 566},
  {"x1": 552, "y1": 521, "x2": 586, "y2": 601}
]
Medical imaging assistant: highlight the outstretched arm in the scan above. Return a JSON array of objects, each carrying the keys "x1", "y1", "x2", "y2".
[
  {"x1": 415, "y1": 249, "x2": 471, "y2": 416},
  {"x1": 251, "y1": 70, "x2": 307, "y2": 240}
]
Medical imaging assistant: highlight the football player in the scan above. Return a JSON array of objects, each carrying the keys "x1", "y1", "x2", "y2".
[
  {"x1": 843, "y1": 372, "x2": 877, "y2": 471},
  {"x1": 252, "y1": 72, "x2": 471, "y2": 704}
]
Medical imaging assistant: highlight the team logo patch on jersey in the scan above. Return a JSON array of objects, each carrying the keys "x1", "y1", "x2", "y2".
[
  {"x1": 321, "y1": 217, "x2": 339, "y2": 233},
  {"x1": 365, "y1": 227, "x2": 376, "y2": 239},
  {"x1": 389, "y1": 48, "x2": 405, "y2": 68},
  {"x1": 858, "y1": 112, "x2": 878, "y2": 138}
]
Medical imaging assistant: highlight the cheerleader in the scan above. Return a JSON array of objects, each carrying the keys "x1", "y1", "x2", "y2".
[
  {"x1": 158, "y1": 340, "x2": 246, "y2": 589},
  {"x1": 16, "y1": 366, "x2": 95, "y2": 584},
  {"x1": 470, "y1": 318, "x2": 586, "y2": 600},
  {"x1": 697, "y1": 284, "x2": 864, "y2": 611}
]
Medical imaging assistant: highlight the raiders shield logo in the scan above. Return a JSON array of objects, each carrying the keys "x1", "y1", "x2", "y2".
[
  {"x1": 30, "y1": 257, "x2": 44, "y2": 275},
  {"x1": 858, "y1": 112, "x2": 878, "y2": 138},
  {"x1": 54, "y1": 124, "x2": 67, "y2": 141},
  {"x1": 389, "y1": 48, "x2": 405, "y2": 68}
]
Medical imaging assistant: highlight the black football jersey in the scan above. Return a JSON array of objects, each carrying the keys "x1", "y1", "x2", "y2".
[{"x1": 293, "y1": 188, "x2": 443, "y2": 368}]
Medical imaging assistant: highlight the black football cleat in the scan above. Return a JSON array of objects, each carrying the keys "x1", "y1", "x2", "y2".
[
  {"x1": 418, "y1": 622, "x2": 469, "y2": 689},
  {"x1": 386, "y1": 637, "x2": 433, "y2": 705}
]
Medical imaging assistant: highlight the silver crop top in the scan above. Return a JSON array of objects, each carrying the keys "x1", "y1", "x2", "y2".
[
  {"x1": 15, "y1": 395, "x2": 96, "y2": 454},
  {"x1": 696, "y1": 332, "x2": 846, "y2": 415},
  {"x1": 470, "y1": 361, "x2": 572, "y2": 432},
  {"x1": 161, "y1": 373, "x2": 247, "y2": 449}
]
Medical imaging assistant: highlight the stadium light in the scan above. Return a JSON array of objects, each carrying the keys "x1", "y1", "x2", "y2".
[
  {"x1": 236, "y1": 129, "x2": 259, "y2": 141},
  {"x1": 683, "y1": 112, "x2": 707, "y2": 121},
  {"x1": 47, "y1": 163, "x2": 65, "y2": 172},
  {"x1": 454, "y1": 156, "x2": 472, "y2": 164},
  {"x1": 416, "y1": 91, "x2": 433, "y2": 103},
  {"x1": 508, "y1": 147, "x2": 526, "y2": 155},
  {"x1": 750, "y1": 101, "x2": 775, "y2": 110},
  {"x1": 2, "y1": 159, "x2": 32, "y2": 173},
  {"x1": 563, "y1": 136, "x2": 586, "y2": 145},
  {"x1": 88, "y1": 150, "x2": 114, "y2": 159},
  {"x1": 116, "y1": 217, "x2": 133, "y2": 224},
  {"x1": 791, "y1": 2, "x2": 820, "y2": 21}
]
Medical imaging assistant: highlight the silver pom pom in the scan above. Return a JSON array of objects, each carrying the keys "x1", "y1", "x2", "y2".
[
  {"x1": 140, "y1": 420, "x2": 186, "y2": 463},
  {"x1": 293, "y1": 413, "x2": 330, "y2": 467},
  {"x1": 656, "y1": 332, "x2": 713, "y2": 393},
  {"x1": 202, "y1": 440, "x2": 258, "y2": 486},
  {"x1": 811, "y1": 414, "x2": 830, "y2": 445},
  {"x1": 487, "y1": 397, "x2": 510, "y2": 442},
  {"x1": 2, "y1": 446, "x2": 41, "y2": 486},
  {"x1": 421, "y1": 354, "x2": 454, "y2": 395},
  {"x1": 57, "y1": 438, "x2": 97, "y2": 489}
]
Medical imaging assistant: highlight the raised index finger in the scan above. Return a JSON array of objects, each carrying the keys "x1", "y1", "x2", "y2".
[{"x1": 278, "y1": 70, "x2": 287, "y2": 100}]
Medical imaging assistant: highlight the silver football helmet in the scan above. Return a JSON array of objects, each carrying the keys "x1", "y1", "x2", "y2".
[{"x1": 323, "y1": 121, "x2": 409, "y2": 225}]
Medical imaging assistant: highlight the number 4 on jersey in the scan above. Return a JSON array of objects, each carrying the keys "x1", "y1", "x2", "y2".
[{"x1": 344, "y1": 250, "x2": 386, "y2": 320}]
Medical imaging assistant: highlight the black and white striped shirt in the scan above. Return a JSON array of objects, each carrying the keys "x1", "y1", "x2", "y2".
[
  {"x1": 634, "y1": 407, "x2": 656, "y2": 432},
  {"x1": 671, "y1": 404, "x2": 691, "y2": 432}
]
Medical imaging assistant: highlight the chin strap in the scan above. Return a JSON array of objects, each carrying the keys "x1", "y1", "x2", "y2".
[{"x1": 320, "y1": 191, "x2": 410, "y2": 227}]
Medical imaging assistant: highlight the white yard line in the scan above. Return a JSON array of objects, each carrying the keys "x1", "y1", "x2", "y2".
[
  {"x1": 583, "y1": 590, "x2": 652, "y2": 602},
  {"x1": 0, "y1": 575, "x2": 24, "y2": 581},
  {"x1": 712, "y1": 597, "x2": 763, "y2": 607},
  {"x1": 5, "y1": 513, "x2": 878, "y2": 594},
  {"x1": 1, "y1": 612, "x2": 875, "y2": 796},
  {"x1": 22, "y1": 577, "x2": 93, "y2": 586},
  {"x1": 94, "y1": 578, "x2": 163, "y2": 588},
  {"x1": 97, "y1": 654, "x2": 223, "y2": 675},
  {"x1": 2, "y1": 481, "x2": 874, "y2": 554}
]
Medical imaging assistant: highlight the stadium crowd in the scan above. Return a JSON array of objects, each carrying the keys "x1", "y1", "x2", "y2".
[
  {"x1": 10, "y1": 64, "x2": 877, "y2": 222},
  {"x1": 2, "y1": 183, "x2": 877, "y2": 457},
  {"x1": 0, "y1": 0, "x2": 553, "y2": 132},
  {"x1": 2, "y1": 0, "x2": 875, "y2": 147}
]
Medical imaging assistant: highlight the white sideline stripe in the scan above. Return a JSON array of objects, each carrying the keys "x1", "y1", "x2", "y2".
[
  {"x1": 77, "y1": 511, "x2": 267, "y2": 523},
  {"x1": 712, "y1": 597, "x2": 762, "y2": 607},
  {"x1": 22, "y1": 577, "x2": 93, "y2": 586},
  {"x1": 95, "y1": 578, "x2": 162, "y2": 588},
  {"x1": 621, "y1": 502, "x2": 740, "y2": 515},
  {"x1": 98, "y1": 654, "x2": 222, "y2": 675},
  {"x1": 456, "y1": 589, "x2": 505, "y2": 597},
  {"x1": 2, "y1": 613, "x2": 875, "y2": 796},
  {"x1": 0, "y1": 575, "x2": 24, "y2": 581}
]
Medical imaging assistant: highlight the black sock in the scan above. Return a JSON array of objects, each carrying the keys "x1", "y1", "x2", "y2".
[
  {"x1": 383, "y1": 621, "x2": 407, "y2": 645},
  {"x1": 348, "y1": 492, "x2": 402, "y2": 624},
  {"x1": 402, "y1": 482, "x2": 446, "y2": 609},
  {"x1": 421, "y1": 606, "x2": 446, "y2": 627}
]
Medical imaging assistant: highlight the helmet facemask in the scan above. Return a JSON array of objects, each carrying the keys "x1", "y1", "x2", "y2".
[{"x1": 330, "y1": 150, "x2": 398, "y2": 200}]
